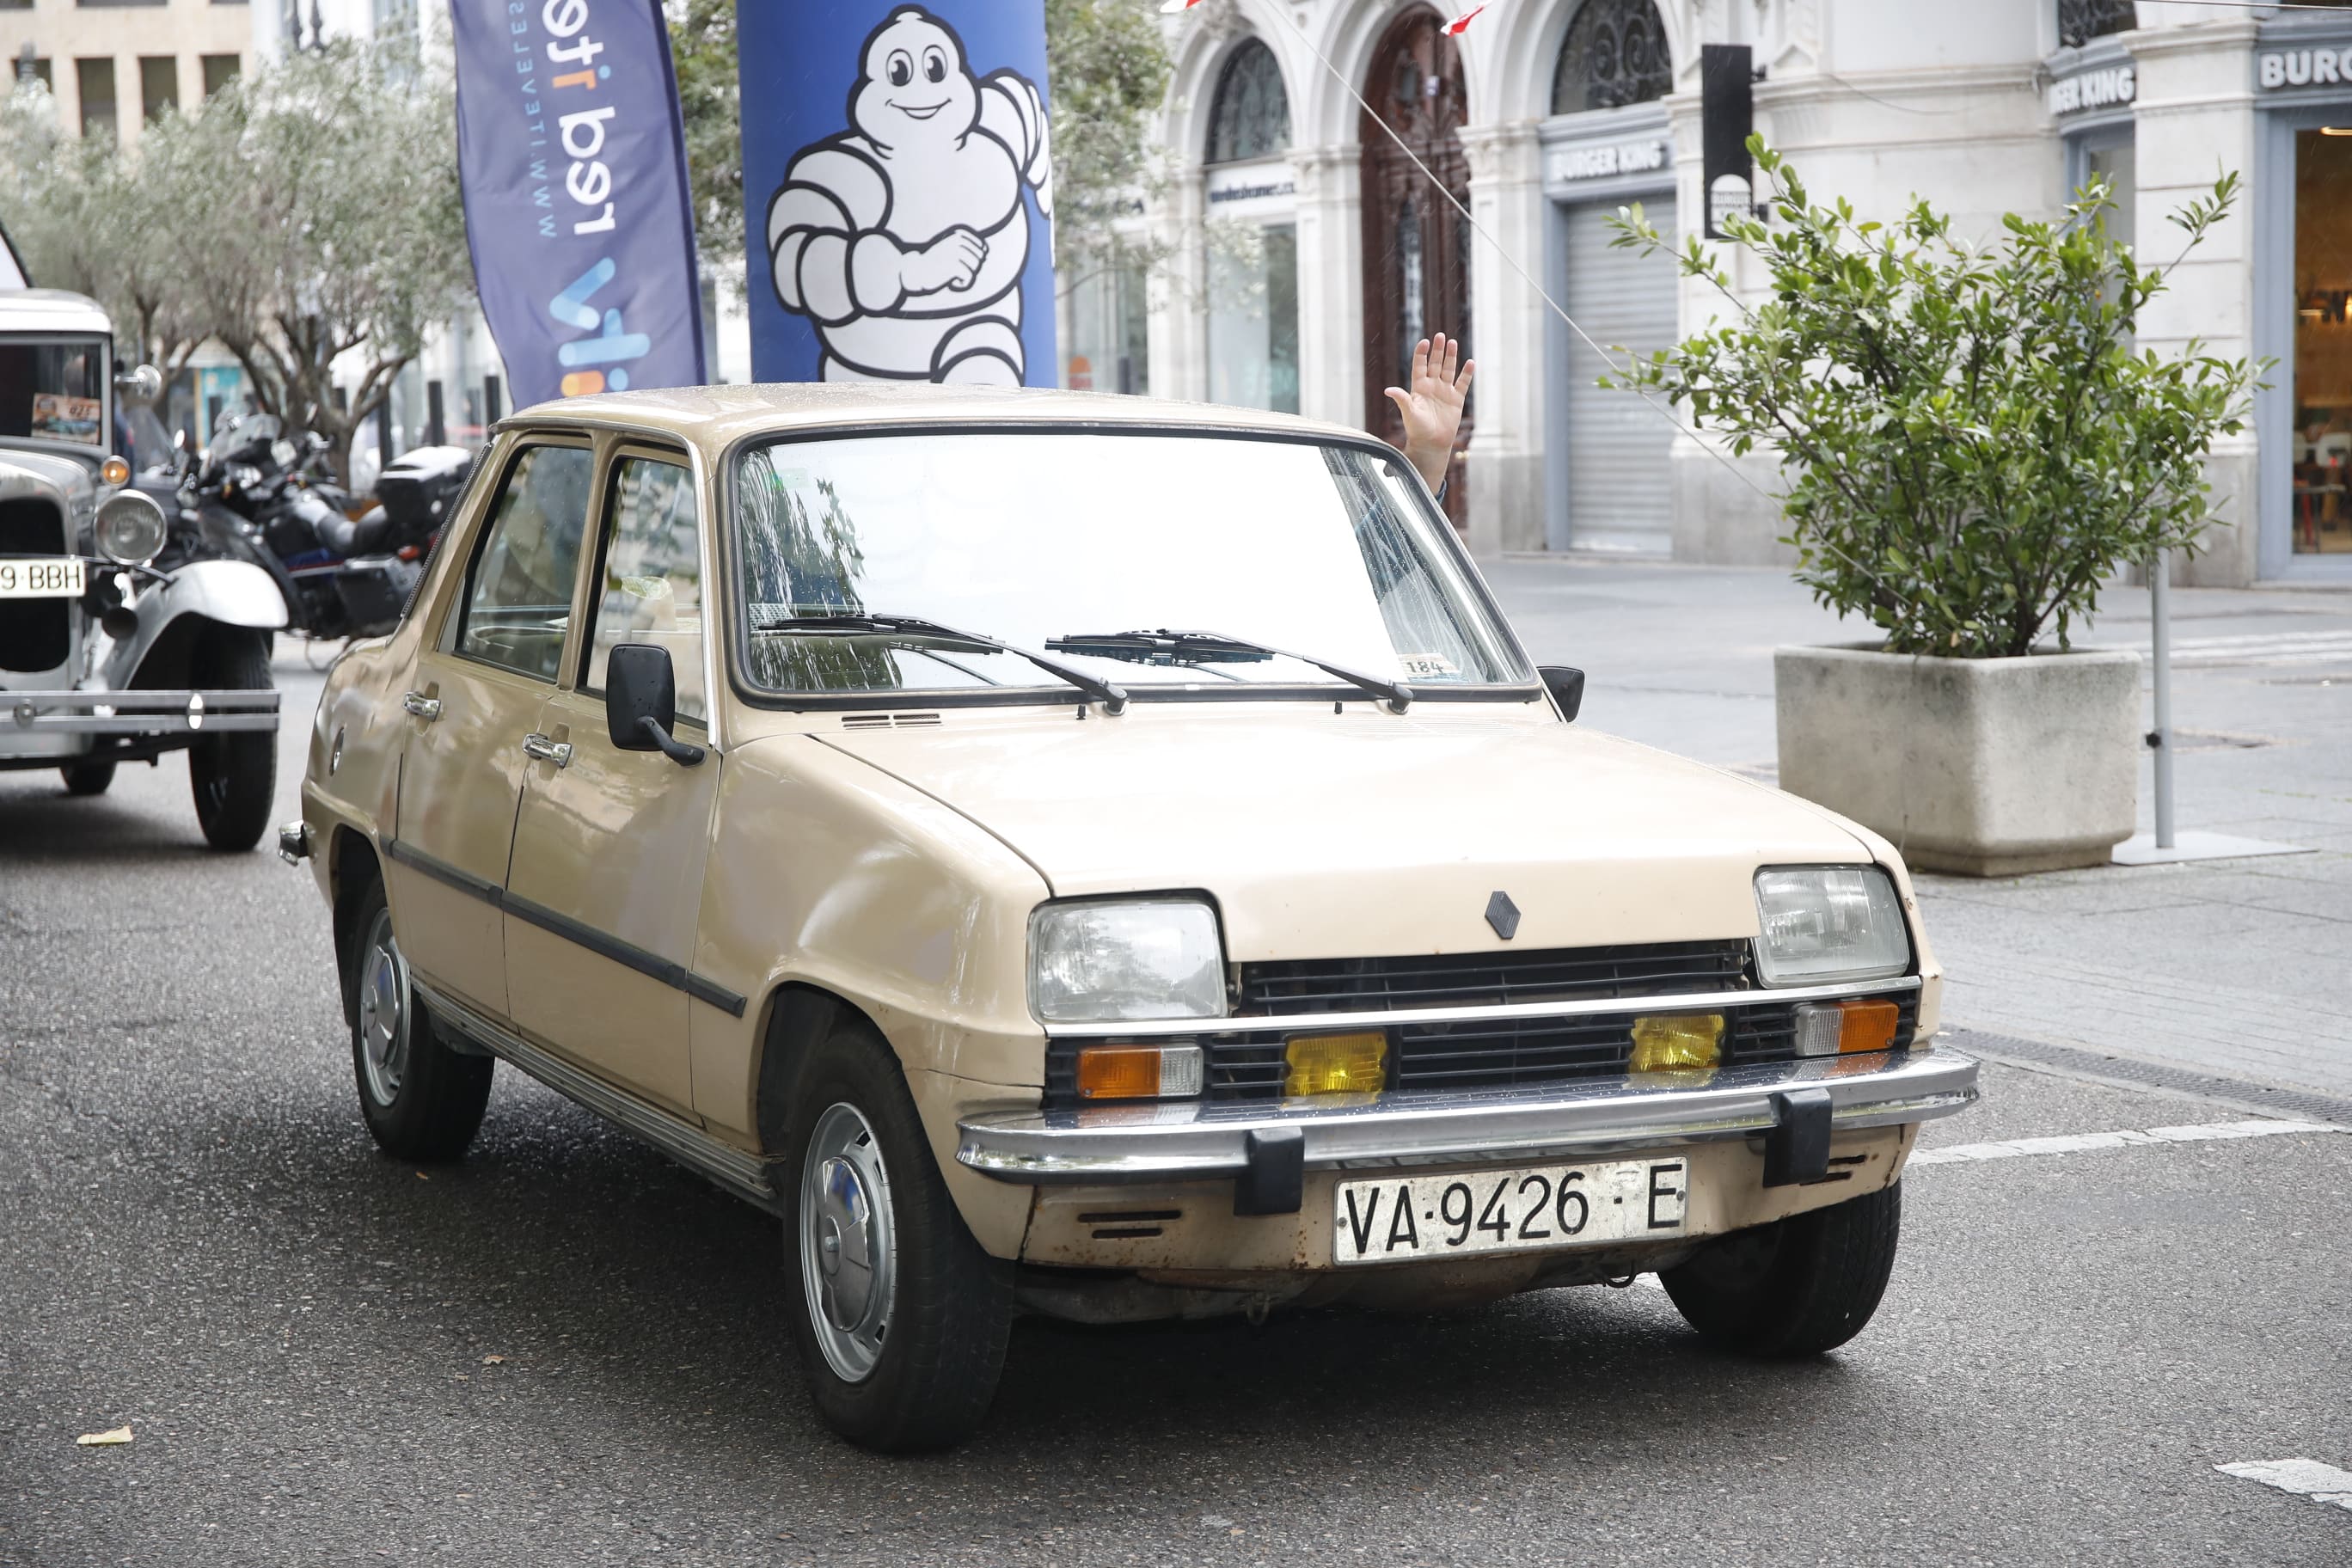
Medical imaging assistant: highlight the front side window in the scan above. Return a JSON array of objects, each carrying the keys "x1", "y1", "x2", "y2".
[
  {"x1": 583, "y1": 456, "x2": 707, "y2": 722},
  {"x1": 732, "y1": 432, "x2": 1530, "y2": 701},
  {"x1": 454, "y1": 443, "x2": 592, "y2": 681}
]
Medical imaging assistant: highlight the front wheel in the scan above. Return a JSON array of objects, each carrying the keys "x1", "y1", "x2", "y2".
[
  {"x1": 1660, "y1": 1183, "x2": 1902, "y2": 1357},
  {"x1": 344, "y1": 878, "x2": 493, "y2": 1161},
  {"x1": 783, "y1": 1019, "x2": 1012, "y2": 1452},
  {"x1": 188, "y1": 630, "x2": 278, "y2": 851}
]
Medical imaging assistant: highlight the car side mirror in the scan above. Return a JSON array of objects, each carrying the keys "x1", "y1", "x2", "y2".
[
  {"x1": 114, "y1": 363, "x2": 162, "y2": 407},
  {"x1": 1539, "y1": 665, "x2": 1584, "y2": 724},
  {"x1": 605, "y1": 644, "x2": 705, "y2": 766}
]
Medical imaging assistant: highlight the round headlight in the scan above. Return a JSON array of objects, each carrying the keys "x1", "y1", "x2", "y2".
[{"x1": 95, "y1": 489, "x2": 168, "y2": 566}]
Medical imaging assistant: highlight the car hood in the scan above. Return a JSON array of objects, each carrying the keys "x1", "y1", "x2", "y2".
[{"x1": 816, "y1": 710, "x2": 1868, "y2": 960}]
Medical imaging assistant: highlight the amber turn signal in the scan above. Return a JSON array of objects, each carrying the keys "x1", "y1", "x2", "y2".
[
  {"x1": 1075, "y1": 1044, "x2": 1204, "y2": 1100},
  {"x1": 1283, "y1": 1031, "x2": 1387, "y2": 1096},
  {"x1": 1629, "y1": 1013, "x2": 1724, "y2": 1073},
  {"x1": 100, "y1": 455, "x2": 131, "y2": 487},
  {"x1": 1793, "y1": 998, "x2": 1904, "y2": 1057}
]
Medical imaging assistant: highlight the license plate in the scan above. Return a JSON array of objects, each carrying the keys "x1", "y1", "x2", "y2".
[
  {"x1": 1333, "y1": 1156, "x2": 1689, "y2": 1265},
  {"x1": 0, "y1": 557, "x2": 84, "y2": 598}
]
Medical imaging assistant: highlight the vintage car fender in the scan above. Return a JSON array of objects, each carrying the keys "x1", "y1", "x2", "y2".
[{"x1": 112, "y1": 558, "x2": 291, "y2": 688}]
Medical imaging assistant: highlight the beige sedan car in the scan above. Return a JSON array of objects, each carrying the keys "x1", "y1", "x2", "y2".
[{"x1": 285, "y1": 384, "x2": 1977, "y2": 1451}]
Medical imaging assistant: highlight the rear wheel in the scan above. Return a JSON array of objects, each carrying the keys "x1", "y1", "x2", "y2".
[
  {"x1": 188, "y1": 630, "x2": 277, "y2": 852},
  {"x1": 1660, "y1": 1183, "x2": 1902, "y2": 1357},
  {"x1": 782, "y1": 1017, "x2": 1012, "y2": 1452},
  {"x1": 60, "y1": 760, "x2": 115, "y2": 796},
  {"x1": 344, "y1": 877, "x2": 493, "y2": 1161}
]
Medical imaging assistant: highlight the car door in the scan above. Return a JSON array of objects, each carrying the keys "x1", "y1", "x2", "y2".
[
  {"x1": 501, "y1": 444, "x2": 722, "y2": 1118},
  {"x1": 389, "y1": 438, "x2": 595, "y2": 1020}
]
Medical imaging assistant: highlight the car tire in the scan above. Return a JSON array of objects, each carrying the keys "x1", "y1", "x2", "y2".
[
  {"x1": 60, "y1": 760, "x2": 116, "y2": 796},
  {"x1": 188, "y1": 630, "x2": 278, "y2": 852},
  {"x1": 1660, "y1": 1182, "x2": 1902, "y2": 1357},
  {"x1": 782, "y1": 1016, "x2": 1013, "y2": 1453},
  {"x1": 344, "y1": 876, "x2": 493, "y2": 1162}
]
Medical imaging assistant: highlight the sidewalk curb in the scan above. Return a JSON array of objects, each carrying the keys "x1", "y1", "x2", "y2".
[{"x1": 1942, "y1": 1027, "x2": 2352, "y2": 1129}]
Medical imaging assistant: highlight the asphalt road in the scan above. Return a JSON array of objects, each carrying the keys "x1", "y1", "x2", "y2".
[{"x1": 3, "y1": 656, "x2": 2348, "y2": 1567}]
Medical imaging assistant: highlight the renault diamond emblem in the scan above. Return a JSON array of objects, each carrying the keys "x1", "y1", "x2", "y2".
[{"x1": 1485, "y1": 891, "x2": 1521, "y2": 940}]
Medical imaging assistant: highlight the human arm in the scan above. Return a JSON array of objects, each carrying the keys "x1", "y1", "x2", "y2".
[{"x1": 1381, "y1": 333, "x2": 1473, "y2": 497}]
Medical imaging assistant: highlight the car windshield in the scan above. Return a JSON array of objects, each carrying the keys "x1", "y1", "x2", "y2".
[
  {"x1": 731, "y1": 430, "x2": 1531, "y2": 701},
  {"x1": 0, "y1": 338, "x2": 106, "y2": 446}
]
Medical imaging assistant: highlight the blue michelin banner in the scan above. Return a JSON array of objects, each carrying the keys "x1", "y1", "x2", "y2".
[
  {"x1": 452, "y1": 0, "x2": 707, "y2": 407},
  {"x1": 740, "y1": 3, "x2": 1057, "y2": 386}
]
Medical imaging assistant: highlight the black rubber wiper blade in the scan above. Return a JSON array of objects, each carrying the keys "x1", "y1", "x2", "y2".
[
  {"x1": 1048, "y1": 628, "x2": 1412, "y2": 712},
  {"x1": 755, "y1": 613, "x2": 1129, "y2": 713},
  {"x1": 1044, "y1": 630, "x2": 1272, "y2": 665}
]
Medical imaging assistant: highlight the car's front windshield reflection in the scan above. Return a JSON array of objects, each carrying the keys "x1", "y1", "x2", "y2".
[{"x1": 731, "y1": 430, "x2": 1530, "y2": 701}]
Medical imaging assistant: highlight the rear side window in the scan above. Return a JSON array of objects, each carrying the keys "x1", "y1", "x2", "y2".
[{"x1": 452, "y1": 444, "x2": 592, "y2": 682}]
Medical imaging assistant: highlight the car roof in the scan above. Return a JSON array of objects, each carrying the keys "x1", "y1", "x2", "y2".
[
  {"x1": 0, "y1": 289, "x2": 112, "y2": 336},
  {"x1": 493, "y1": 383, "x2": 1381, "y2": 457}
]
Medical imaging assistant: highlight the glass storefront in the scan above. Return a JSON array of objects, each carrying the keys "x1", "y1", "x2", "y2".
[
  {"x1": 2292, "y1": 127, "x2": 2352, "y2": 554},
  {"x1": 1063, "y1": 260, "x2": 1151, "y2": 396},
  {"x1": 1208, "y1": 224, "x2": 1299, "y2": 413}
]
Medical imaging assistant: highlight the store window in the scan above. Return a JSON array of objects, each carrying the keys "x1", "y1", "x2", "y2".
[
  {"x1": 1553, "y1": 0, "x2": 1672, "y2": 115},
  {"x1": 1204, "y1": 39, "x2": 1298, "y2": 413},
  {"x1": 1063, "y1": 261, "x2": 1150, "y2": 395},
  {"x1": 2293, "y1": 127, "x2": 2352, "y2": 555},
  {"x1": 2055, "y1": 1, "x2": 2137, "y2": 50},
  {"x1": 1206, "y1": 39, "x2": 1288, "y2": 165}
]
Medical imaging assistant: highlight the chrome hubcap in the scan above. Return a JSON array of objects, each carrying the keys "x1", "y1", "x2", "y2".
[
  {"x1": 356, "y1": 908, "x2": 411, "y2": 1107},
  {"x1": 799, "y1": 1102, "x2": 895, "y2": 1383}
]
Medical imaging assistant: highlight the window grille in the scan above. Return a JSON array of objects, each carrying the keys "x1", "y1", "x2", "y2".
[
  {"x1": 1552, "y1": 0, "x2": 1672, "y2": 116},
  {"x1": 1206, "y1": 38, "x2": 1289, "y2": 164},
  {"x1": 2056, "y1": 1, "x2": 2138, "y2": 49}
]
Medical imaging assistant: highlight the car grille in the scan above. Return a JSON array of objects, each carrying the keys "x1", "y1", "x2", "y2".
[
  {"x1": 1041, "y1": 939, "x2": 1920, "y2": 1108},
  {"x1": 1233, "y1": 939, "x2": 1752, "y2": 1016},
  {"x1": 0, "y1": 495, "x2": 69, "y2": 673}
]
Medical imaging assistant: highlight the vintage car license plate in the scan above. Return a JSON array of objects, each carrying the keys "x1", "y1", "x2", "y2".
[
  {"x1": 1334, "y1": 1156, "x2": 1689, "y2": 1265},
  {"x1": 0, "y1": 557, "x2": 84, "y2": 598}
]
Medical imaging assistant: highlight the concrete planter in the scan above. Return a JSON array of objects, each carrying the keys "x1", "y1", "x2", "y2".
[{"x1": 1774, "y1": 645, "x2": 2141, "y2": 877}]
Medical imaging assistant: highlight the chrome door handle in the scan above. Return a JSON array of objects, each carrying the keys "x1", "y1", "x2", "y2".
[
  {"x1": 401, "y1": 690, "x2": 441, "y2": 721},
  {"x1": 522, "y1": 732, "x2": 573, "y2": 768}
]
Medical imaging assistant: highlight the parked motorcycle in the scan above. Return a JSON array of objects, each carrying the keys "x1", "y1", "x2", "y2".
[{"x1": 175, "y1": 413, "x2": 476, "y2": 641}]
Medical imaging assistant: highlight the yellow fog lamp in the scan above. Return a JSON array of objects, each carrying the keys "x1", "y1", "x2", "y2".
[
  {"x1": 1075, "y1": 1043, "x2": 1205, "y2": 1100},
  {"x1": 1794, "y1": 999, "x2": 1902, "y2": 1057},
  {"x1": 1629, "y1": 1013, "x2": 1724, "y2": 1073},
  {"x1": 100, "y1": 455, "x2": 132, "y2": 487},
  {"x1": 1283, "y1": 1031, "x2": 1387, "y2": 1096}
]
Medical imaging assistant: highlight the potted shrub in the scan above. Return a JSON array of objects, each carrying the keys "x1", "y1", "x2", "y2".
[{"x1": 1607, "y1": 143, "x2": 2261, "y2": 875}]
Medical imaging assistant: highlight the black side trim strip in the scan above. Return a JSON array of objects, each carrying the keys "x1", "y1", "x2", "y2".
[{"x1": 384, "y1": 837, "x2": 748, "y2": 1018}]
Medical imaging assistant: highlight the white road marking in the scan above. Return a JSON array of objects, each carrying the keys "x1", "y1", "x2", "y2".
[
  {"x1": 1910, "y1": 1118, "x2": 2341, "y2": 1166},
  {"x1": 2216, "y1": 1459, "x2": 2352, "y2": 1512},
  {"x1": 2167, "y1": 632, "x2": 2352, "y2": 669}
]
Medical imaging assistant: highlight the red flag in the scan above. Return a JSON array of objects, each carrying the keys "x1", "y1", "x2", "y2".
[
  {"x1": 1159, "y1": 0, "x2": 1204, "y2": 11},
  {"x1": 1443, "y1": 4, "x2": 1486, "y2": 33}
]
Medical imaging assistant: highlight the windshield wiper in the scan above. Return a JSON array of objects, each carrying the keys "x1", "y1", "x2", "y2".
[
  {"x1": 755, "y1": 613, "x2": 1129, "y2": 713},
  {"x1": 1045, "y1": 628, "x2": 1413, "y2": 713}
]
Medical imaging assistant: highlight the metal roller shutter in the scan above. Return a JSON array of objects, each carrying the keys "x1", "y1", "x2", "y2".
[{"x1": 1559, "y1": 196, "x2": 1679, "y2": 554}]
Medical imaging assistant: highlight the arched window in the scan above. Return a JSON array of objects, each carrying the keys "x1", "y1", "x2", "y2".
[
  {"x1": 2056, "y1": 2, "x2": 2138, "y2": 49},
  {"x1": 1551, "y1": 0, "x2": 1672, "y2": 116},
  {"x1": 1206, "y1": 39, "x2": 1290, "y2": 164}
]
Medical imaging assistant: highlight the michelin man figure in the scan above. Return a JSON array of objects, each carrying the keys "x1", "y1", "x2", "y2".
[{"x1": 766, "y1": 8, "x2": 1052, "y2": 384}]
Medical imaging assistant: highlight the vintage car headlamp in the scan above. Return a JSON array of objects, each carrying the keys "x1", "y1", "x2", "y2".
[
  {"x1": 1029, "y1": 897, "x2": 1227, "y2": 1024},
  {"x1": 94, "y1": 489, "x2": 168, "y2": 567},
  {"x1": 1752, "y1": 866, "x2": 1911, "y2": 986}
]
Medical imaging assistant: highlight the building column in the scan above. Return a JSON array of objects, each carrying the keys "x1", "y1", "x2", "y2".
[
  {"x1": 2130, "y1": 21, "x2": 2263, "y2": 588},
  {"x1": 1148, "y1": 165, "x2": 1210, "y2": 403},
  {"x1": 1291, "y1": 142, "x2": 1363, "y2": 429},
  {"x1": 1460, "y1": 121, "x2": 1545, "y2": 556}
]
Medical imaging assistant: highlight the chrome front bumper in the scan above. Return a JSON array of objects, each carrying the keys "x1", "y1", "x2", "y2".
[
  {"x1": 4, "y1": 688, "x2": 280, "y2": 738},
  {"x1": 957, "y1": 1047, "x2": 1979, "y2": 1188}
]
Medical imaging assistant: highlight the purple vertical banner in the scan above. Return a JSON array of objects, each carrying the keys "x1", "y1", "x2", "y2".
[
  {"x1": 451, "y1": 0, "x2": 707, "y2": 408},
  {"x1": 740, "y1": 3, "x2": 1057, "y2": 385}
]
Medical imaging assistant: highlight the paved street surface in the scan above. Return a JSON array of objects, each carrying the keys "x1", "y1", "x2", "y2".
[{"x1": 5, "y1": 582, "x2": 2350, "y2": 1565}]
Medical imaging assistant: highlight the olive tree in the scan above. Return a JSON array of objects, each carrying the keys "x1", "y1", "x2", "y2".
[
  {"x1": 1607, "y1": 140, "x2": 2263, "y2": 659},
  {"x1": 177, "y1": 37, "x2": 474, "y2": 483}
]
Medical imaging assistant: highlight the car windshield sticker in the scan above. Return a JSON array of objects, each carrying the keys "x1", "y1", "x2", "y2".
[
  {"x1": 1399, "y1": 653, "x2": 1459, "y2": 679},
  {"x1": 31, "y1": 392, "x2": 101, "y2": 444}
]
